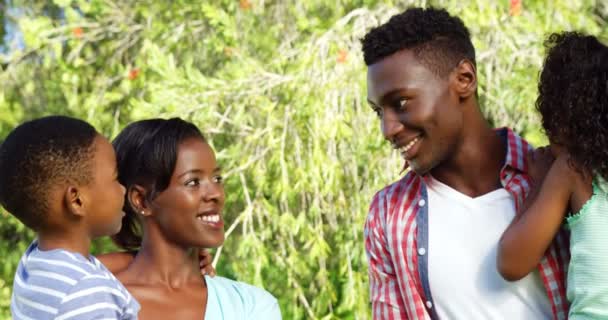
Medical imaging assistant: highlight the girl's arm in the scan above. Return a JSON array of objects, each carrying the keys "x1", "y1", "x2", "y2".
[{"x1": 497, "y1": 153, "x2": 573, "y2": 281}]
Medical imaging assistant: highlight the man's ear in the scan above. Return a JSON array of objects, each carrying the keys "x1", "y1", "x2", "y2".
[
  {"x1": 64, "y1": 185, "x2": 86, "y2": 218},
  {"x1": 451, "y1": 59, "x2": 477, "y2": 99},
  {"x1": 128, "y1": 185, "x2": 150, "y2": 216}
]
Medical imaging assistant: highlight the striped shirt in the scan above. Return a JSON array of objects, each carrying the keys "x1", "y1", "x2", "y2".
[
  {"x1": 365, "y1": 128, "x2": 570, "y2": 320},
  {"x1": 11, "y1": 240, "x2": 140, "y2": 320}
]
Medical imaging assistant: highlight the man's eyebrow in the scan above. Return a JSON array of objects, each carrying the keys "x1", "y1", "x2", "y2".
[{"x1": 370, "y1": 88, "x2": 410, "y2": 107}]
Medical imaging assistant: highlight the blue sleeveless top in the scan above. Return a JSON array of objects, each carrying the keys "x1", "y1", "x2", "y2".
[{"x1": 204, "y1": 275, "x2": 281, "y2": 319}]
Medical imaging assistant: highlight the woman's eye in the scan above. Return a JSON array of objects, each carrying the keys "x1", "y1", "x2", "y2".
[
  {"x1": 213, "y1": 175, "x2": 224, "y2": 184},
  {"x1": 185, "y1": 179, "x2": 200, "y2": 187}
]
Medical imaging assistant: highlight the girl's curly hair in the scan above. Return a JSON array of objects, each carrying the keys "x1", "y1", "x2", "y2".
[{"x1": 537, "y1": 32, "x2": 608, "y2": 179}]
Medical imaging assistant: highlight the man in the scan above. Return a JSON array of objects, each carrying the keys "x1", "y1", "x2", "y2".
[{"x1": 362, "y1": 7, "x2": 568, "y2": 319}]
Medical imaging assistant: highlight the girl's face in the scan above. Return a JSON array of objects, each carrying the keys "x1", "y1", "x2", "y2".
[{"x1": 149, "y1": 137, "x2": 225, "y2": 248}]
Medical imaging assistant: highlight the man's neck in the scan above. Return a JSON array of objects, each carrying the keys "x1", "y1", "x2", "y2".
[{"x1": 430, "y1": 119, "x2": 506, "y2": 198}]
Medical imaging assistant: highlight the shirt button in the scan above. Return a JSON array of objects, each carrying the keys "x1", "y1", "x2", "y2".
[
  {"x1": 418, "y1": 247, "x2": 426, "y2": 256},
  {"x1": 426, "y1": 301, "x2": 433, "y2": 309},
  {"x1": 418, "y1": 199, "x2": 426, "y2": 207}
]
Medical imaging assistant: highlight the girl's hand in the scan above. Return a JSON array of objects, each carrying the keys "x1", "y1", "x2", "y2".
[
  {"x1": 499, "y1": 148, "x2": 571, "y2": 281},
  {"x1": 527, "y1": 146, "x2": 555, "y2": 186}
]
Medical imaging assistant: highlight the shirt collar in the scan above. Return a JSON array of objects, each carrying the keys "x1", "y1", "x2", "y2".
[{"x1": 496, "y1": 126, "x2": 530, "y2": 174}]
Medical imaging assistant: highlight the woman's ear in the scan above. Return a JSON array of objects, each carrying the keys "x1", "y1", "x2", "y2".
[
  {"x1": 451, "y1": 59, "x2": 477, "y2": 99},
  {"x1": 64, "y1": 185, "x2": 86, "y2": 218},
  {"x1": 128, "y1": 185, "x2": 150, "y2": 216}
]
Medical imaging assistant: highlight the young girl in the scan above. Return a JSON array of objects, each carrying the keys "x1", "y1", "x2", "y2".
[
  {"x1": 498, "y1": 32, "x2": 608, "y2": 318},
  {"x1": 110, "y1": 118, "x2": 281, "y2": 319}
]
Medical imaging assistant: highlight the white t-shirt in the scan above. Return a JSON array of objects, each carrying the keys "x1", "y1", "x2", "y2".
[{"x1": 426, "y1": 176, "x2": 551, "y2": 319}]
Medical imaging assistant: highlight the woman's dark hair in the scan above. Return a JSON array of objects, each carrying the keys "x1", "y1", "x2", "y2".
[
  {"x1": 537, "y1": 32, "x2": 608, "y2": 179},
  {"x1": 111, "y1": 118, "x2": 205, "y2": 250}
]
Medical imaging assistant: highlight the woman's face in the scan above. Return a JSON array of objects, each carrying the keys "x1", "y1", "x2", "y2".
[{"x1": 149, "y1": 137, "x2": 225, "y2": 248}]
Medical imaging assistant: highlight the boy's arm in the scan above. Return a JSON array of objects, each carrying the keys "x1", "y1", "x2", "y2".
[{"x1": 497, "y1": 154, "x2": 573, "y2": 281}]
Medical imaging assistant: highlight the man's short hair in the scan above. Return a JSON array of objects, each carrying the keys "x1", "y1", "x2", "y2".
[
  {"x1": 361, "y1": 7, "x2": 476, "y2": 77},
  {"x1": 0, "y1": 116, "x2": 98, "y2": 231}
]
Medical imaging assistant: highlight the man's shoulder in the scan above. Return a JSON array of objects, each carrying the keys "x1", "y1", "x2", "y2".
[
  {"x1": 371, "y1": 170, "x2": 422, "y2": 205},
  {"x1": 497, "y1": 127, "x2": 533, "y2": 153},
  {"x1": 367, "y1": 170, "x2": 423, "y2": 228}
]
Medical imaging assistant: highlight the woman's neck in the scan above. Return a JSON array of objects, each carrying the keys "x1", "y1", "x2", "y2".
[{"x1": 124, "y1": 224, "x2": 204, "y2": 288}]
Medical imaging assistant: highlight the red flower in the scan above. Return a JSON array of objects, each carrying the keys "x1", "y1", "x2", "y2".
[
  {"x1": 223, "y1": 47, "x2": 234, "y2": 57},
  {"x1": 240, "y1": 0, "x2": 252, "y2": 10},
  {"x1": 72, "y1": 27, "x2": 84, "y2": 38},
  {"x1": 337, "y1": 49, "x2": 348, "y2": 63},
  {"x1": 510, "y1": 0, "x2": 522, "y2": 16},
  {"x1": 128, "y1": 68, "x2": 140, "y2": 80}
]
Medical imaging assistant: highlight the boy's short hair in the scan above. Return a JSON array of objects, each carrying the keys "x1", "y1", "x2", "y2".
[
  {"x1": 361, "y1": 7, "x2": 475, "y2": 77},
  {"x1": 0, "y1": 116, "x2": 98, "y2": 231}
]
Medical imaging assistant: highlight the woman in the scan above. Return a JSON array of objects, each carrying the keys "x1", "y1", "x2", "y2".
[{"x1": 104, "y1": 118, "x2": 280, "y2": 319}]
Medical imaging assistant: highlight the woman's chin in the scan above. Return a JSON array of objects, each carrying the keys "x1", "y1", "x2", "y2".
[{"x1": 195, "y1": 236, "x2": 225, "y2": 249}]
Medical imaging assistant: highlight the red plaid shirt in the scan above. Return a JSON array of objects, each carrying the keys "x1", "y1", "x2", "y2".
[{"x1": 365, "y1": 128, "x2": 570, "y2": 319}]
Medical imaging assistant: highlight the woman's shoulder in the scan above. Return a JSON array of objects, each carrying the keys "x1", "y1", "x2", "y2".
[
  {"x1": 205, "y1": 275, "x2": 281, "y2": 319},
  {"x1": 206, "y1": 275, "x2": 278, "y2": 303}
]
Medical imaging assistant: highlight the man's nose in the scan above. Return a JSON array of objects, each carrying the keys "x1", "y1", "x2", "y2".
[{"x1": 381, "y1": 108, "x2": 404, "y2": 143}]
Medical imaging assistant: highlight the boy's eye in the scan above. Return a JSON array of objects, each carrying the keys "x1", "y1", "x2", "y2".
[
  {"x1": 393, "y1": 98, "x2": 408, "y2": 110},
  {"x1": 185, "y1": 178, "x2": 200, "y2": 187},
  {"x1": 372, "y1": 107, "x2": 383, "y2": 118},
  {"x1": 213, "y1": 175, "x2": 223, "y2": 184}
]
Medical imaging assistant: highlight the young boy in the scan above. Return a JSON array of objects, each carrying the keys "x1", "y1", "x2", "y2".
[{"x1": 0, "y1": 116, "x2": 140, "y2": 319}]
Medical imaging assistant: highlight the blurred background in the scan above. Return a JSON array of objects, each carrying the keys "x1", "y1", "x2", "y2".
[{"x1": 0, "y1": 0, "x2": 607, "y2": 319}]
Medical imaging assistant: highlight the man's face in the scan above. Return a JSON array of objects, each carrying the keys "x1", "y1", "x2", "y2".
[{"x1": 367, "y1": 49, "x2": 464, "y2": 175}]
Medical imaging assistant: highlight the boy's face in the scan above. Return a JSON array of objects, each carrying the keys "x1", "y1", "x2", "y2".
[
  {"x1": 366, "y1": 49, "x2": 465, "y2": 175},
  {"x1": 84, "y1": 135, "x2": 126, "y2": 237}
]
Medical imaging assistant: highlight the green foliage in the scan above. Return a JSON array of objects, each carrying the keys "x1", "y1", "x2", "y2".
[{"x1": 0, "y1": 0, "x2": 606, "y2": 319}]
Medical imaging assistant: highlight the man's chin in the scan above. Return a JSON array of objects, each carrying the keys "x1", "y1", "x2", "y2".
[{"x1": 408, "y1": 159, "x2": 433, "y2": 176}]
